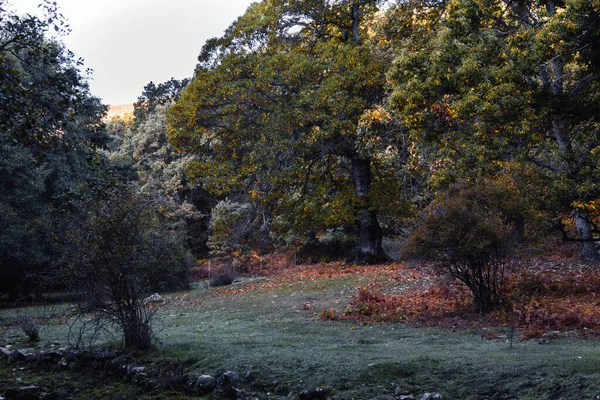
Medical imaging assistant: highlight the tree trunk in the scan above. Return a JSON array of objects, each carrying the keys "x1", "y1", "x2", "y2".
[
  {"x1": 541, "y1": 57, "x2": 594, "y2": 260},
  {"x1": 350, "y1": 156, "x2": 388, "y2": 264},
  {"x1": 573, "y1": 209, "x2": 598, "y2": 260}
]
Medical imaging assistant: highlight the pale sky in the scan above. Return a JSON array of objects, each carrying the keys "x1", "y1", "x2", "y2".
[{"x1": 7, "y1": 0, "x2": 255, "y2": 105}]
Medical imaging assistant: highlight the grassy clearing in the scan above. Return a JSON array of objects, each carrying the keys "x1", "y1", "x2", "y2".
[
  {"x1": 154, "y1": 263, "x2": 600, "y2": 399},
  {"x1": 2, "y1": 261, "x2": 600, "y2": 399}
]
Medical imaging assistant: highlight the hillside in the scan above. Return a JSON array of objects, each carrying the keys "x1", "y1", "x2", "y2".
[{"x1": 105, "y1": 103, "x2": 134, "y2": 121}]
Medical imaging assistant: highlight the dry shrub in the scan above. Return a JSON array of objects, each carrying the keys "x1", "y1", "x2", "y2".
[
  {"x1": 349, "y1": 288, "x2": 403, "y2": 320},
  {"x1": 189, "y1": 266, "x2": 210, "y2": 282},
  {"x1": 342, "y1": 285, "x2": 472, "y2": 324},
  {"x1": 15, "y1": 316, "x2": 40, "y2": 342},
  {"x1": 510, "y1": 263, "x2": 600, "y2": 338},
  {"x1": 319, "y1": 308, "x2": 340, "y2": 321}
]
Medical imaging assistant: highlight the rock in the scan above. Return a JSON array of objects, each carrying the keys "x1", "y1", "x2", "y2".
[
  {"x1": 1, "y1": 347, "x2": 13, "y2": 358},
  {"x1": 298, "y1": 387, "x2": 333, "y2": 400},
  {"x1": 395, "y1": 385, "x2": 414, "y2": 399},
  {"x1": 244, "y1": 370, "x2": 279, "y2": 391},
  {"x1": 127, "y1": 366, "x2": 146, "y2": 376},
  {"x1": 131, "y1": 372, "x2": 148, "y2": 384},
  {"x1": 108, "y1": 356, "x2": 128, "y2": 371},
  {"x1": 190, "y1": 375, "x2": 217, "y2": 393},
  {"x1": 217, "y1": 371, "x2": 240, "y2": 389},
  {"x1": 140, "y1": 378, "x2": 158, "y2": 391},
  {"x1": 421, "y1": 393, "x2": 442, "y2": 400},
  {"x1": 57, "y1": 358, "x2": 69, "y2": 369},
  {"x1": 222, "y1": 386, "x2": 246, "y2": 400},
  {"x1": 145, "y1": 293, "x2": 163, "y2": 303},
  {"x1": 62, "y1": 349, "x2": 83, "y2": 362},
  {"x1": 7, "y1": 349, "x2": 31, "y2": 363},
  {"x1": 4, "y1": 385, "x2": 41, "y2": 400},
  {"x1": 40, "y1": 392, "x2": 66, "y2": 400},
  {"x1": 90, "y1": 348, "x2": 116, "y2": 361},
  {"x1": 38, "y1": 351, "x2": 63, "y2": 363}
]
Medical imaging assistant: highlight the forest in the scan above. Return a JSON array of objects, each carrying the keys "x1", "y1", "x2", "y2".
[{"x1": 1, "y1": 0, "x2": 600, "y2": 398}]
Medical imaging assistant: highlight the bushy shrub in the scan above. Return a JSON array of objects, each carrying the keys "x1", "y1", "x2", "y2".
[
  {"x1": 208, "y1": 200, "x2": 253, "y2": 257},
  {"x1": 209, "y1": 269, "x2": 235, "y2": 287},
  {"x1": 405, "y1": 180, "x2": 521, "y2": 313},
  {"x1": 208, "y1": 199, "x2": 273, "y2": 258}
]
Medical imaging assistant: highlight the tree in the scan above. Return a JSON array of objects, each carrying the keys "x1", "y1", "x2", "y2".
[
  {"x1": 133, "y1": 77, "x2": 190, "y2": 127},
  {"x1": 0, "y1": 137, "x2": 51, "y2": 299},
  {"x1": 106, "y1": 79, "x2": 214, "y2": 257},
  {"x1": 169, "y1": 0, "x2": 401, "y2": 263},
  {"x1": 0, "y1": 1, "x2": 109, "y2": 297},
  {"x1": 388, "y1": 0, "x2": 600, "y2": 259}
]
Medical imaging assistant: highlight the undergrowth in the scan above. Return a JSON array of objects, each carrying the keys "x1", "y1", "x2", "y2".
[
  {"x1": 338, "y1": 257, "x2": 600, "y2": 340},
  {"x1": 187, "y1": 252, "x2": 600, "y2": 341}
]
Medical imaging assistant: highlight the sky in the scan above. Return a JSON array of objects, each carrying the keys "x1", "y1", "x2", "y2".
[{"x1": 7, "y1": 0, "x2": 255, "y2": 105}]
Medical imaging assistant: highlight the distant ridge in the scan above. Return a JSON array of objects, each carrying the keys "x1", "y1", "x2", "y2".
[{"x1": 105, "y1": 103, "x2": 134, "y2": 121}]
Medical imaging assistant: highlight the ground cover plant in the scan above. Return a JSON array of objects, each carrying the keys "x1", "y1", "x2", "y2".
[{"x1": 3, "y1": 251, "x2": 600, "y2": 399}]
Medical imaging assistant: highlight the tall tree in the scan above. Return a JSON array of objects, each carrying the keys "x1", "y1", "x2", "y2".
[
  {"x1": 169, "y1": 0, "x2": 399, "y2": 263},
  {"x1": 388, "y1": 0, "x2": 600, "y2": 259},
  {"x1": 0, "y1": 1, "x2": 108, "y2": 297}
]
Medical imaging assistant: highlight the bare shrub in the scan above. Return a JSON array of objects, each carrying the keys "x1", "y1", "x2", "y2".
[
  {"x1": 66, "y1": 190, "x2": 193, "y2": 350},
  {"x1": 189, "y1": 266, "x2": 210, "y2": 281},
  {"x1": 15, "y1": 316, "x2": 40, "y2": 342}
]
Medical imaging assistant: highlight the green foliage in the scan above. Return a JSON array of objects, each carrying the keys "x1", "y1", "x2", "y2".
[
  {"x1": 134, "y1": 78, "x2": 190, "y2": 128},
  {"x1": 0, "y1": 1, "x2": 107, "y2": 148},
  {"x1": 106, "y1": 96, "x2": 211, "y2": 257},
  {"x1": 168, "y1": 0, "x2": 402, "y2": 262},
  {"x1": 207, "y1": 199, "x2": 271, "y2": 257},
  {"x1": 0, "y1": 138, "x2": 51, "y2": 278},
  {"x1": 388, "y1": 0, "x2": 600, "y2": 259},
  {"x1": 0, "y1": 3, "x2": 109, "y2": 297}
]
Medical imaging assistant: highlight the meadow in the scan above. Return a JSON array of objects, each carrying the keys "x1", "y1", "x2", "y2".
[{"x1": 2, "y1": 256, "x2": 600, "y2": 399}]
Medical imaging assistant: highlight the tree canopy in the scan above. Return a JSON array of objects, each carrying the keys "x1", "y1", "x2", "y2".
[{"x1": 168, "y1": 0, "x2": 411, "y2": 263}]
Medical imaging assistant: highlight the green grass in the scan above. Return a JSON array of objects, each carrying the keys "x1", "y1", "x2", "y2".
[
  {"x1": 2, "y1": 274, "x2": 600, "y2": 399},
  {"x1": 155, "y1": 277, "x2": 600, "y2": 399}
]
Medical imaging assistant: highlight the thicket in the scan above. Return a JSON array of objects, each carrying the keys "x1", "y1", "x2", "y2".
[{"x1": 166, "y1": 0, "x2": 600, "y2": 264}]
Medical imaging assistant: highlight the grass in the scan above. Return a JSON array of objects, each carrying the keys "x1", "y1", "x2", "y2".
[
  {"x1": 153, "y1": 276, "x2": 600, "y2": 399},
  {"x1": 2, "y1": 260, "x2": 600, "y2": 399}
]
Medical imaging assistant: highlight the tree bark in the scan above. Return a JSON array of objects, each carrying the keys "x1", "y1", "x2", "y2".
[
  {"x1": 350, "y1": 155, "x2": 388, "y2": 264},
  {"x1": 540, "y1": 52, "x2": 596, "y2": 260},
  {"x1": 573, "y1": 209, "x2": 598, "y2": 260}
]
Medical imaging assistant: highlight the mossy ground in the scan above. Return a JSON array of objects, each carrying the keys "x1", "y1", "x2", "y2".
[{"x1": 2, "y1": 261, "x2": 600, "y2": 399}]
